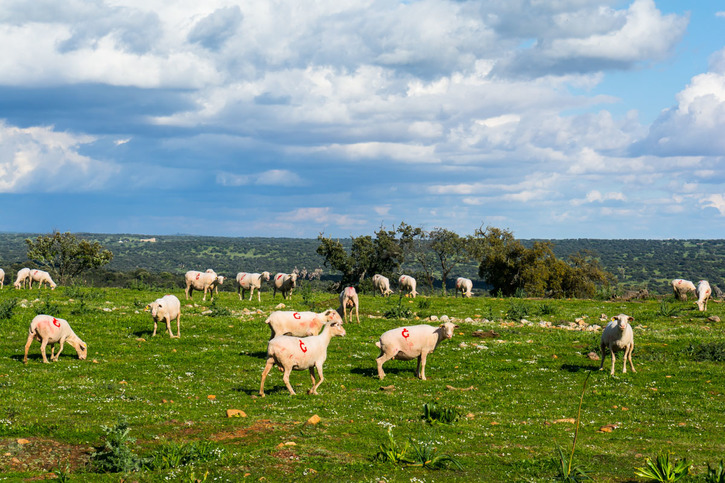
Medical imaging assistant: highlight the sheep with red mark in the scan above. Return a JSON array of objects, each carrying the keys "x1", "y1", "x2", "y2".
[
  {"x1": 671, "y1": 278, "x2": 696, "y2": 301},
  {"x1": 259, "y1": 321, "x2": 346, "y2": 396},
  {"x1": 455, "y1": 277, "x2": 473, "y2": 298},
  {"x1": 375, "y1": 322, "x2": 458, "y2": 380},
  {"x1": 0, "y1": 268, "x2": 4, "y2": 289},
  {"x1": 145, "y1": 294, "x2": 181, "y2": 338},
  {"x1": 599, "y1": 314, "x2": 636, "y2": 375},
  {"x1": 184, "y1": 269, "x2": 221, "y2": 301},
  {"x1": 14, "y1": 268, "x2": 30, "y2": 289},
  {"x1": 695, "y1": 280, "x2": 712, "y2": 312},
  {"x1": 373, "y1": 274, "x2": 393, "y2": 297},
  {"x1": 272, "y1": 272, "x2": 298, "y2": 299},
  {"x1": 236, "y1": 271, "x2": 271, "y2": 301},
  {"x1": 398, "y1": 275, "x2": 418, "y2": 298},
  {"x1": 265, "y1": 309, "x2": 342, "y2": 340},
  {"x1": 338, "y1": 286, "x2": 360, "y2": 324},
  {"x1": 29, "y1": 269, "x2": 57, "y2": 290},
  {"x1": 23, "y1": 314, "x2": 87, "y2": 364}
]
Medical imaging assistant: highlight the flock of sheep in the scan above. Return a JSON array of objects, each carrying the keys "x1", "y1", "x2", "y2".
[{"x1": 3, "y1": 265, "x2": 717, "y2": 395}]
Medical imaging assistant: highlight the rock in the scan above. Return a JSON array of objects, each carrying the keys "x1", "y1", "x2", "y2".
[
  {"x1": 306, "y1": 414, "x2": 321, "y2": 425},
  {"x1": 16, "y1": 439, "x2": 30, "y2": 445},
  {"x1": 226, "y1": 409, "x2": 247, "y2": 418},
  {"x1": 598, "y1": 424, "x2": 618, "y2": 433},
  {"x1": 464, "y1": 317, "x2": 474, "y2": 323},
  {"x1": 429, "y1": 315, "x2": 439, "y2": 321},
  {"x1": 379, "y1": 385, "x2": 395, "y2": 392},
  {"x1": 275, "y1": 303, "x2": 286, "y2": 309},
  {"x1": 207, "y1": 395, "x2": 216, "y2": 400},
  {"x1": 459, "y1": 342, "x2": 468, "y2": 348},
  {"x1": 708, "y1": 315, "x2": 720, "y2": 323},
  {"x1": 587, "y1": 352, "x2": 600, "y2": 361},
  {"x1": 471, "y1": 330, "x2": 499, "y2": 339},
  {"x1": 553, "y1": 418, "x2": 576, "y2": 424},
  {"x1": 446, "y1": 385, "x2": 475, "y2": 391},
  {"x1": 440, "y1": 315, "x2": 450, "y2": 322},
  {"x1": 201, "y1": 310, "x2": 212, "y2": 315}
]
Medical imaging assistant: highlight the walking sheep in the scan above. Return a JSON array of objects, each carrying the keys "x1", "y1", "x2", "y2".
[
  {"x1": 338, "y1": 286, "x2": 360, "y2": 324},
  {"x1": 272, "y1": 272, "x2": 298, "y2": 299},
  {"x1": 236, "y1": 271, "x2": 271, "y2": 301},
  {"x1": 599, "y1": 314, "x2": 636, "y2": 375},
  {"x1": 0, "y1": 268, "x2": 4, "y2": 289},
  {"x1": 184, "y1": 270, "x2": 221, "y2": 301},
  {"x1": 146, "y1": 294, "x2": 181, "y2": 338},
  {"x1": 671, "y1": 278, "x2": 696, "y2": 301},
  {"x1": 375, "y1": 322, "x2": 458, "y2": 380},
  {"x1": 23, "y1": 315, "x2": 87, "y2": 364},
  {"x1": 265, "y1": 309, "x2": 342, "y2": 339}
]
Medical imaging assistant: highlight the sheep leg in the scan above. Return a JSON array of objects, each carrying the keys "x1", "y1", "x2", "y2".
[
  {"x1": 609, "y1": 347, "x2": 617, "y2": 375},
  {"x1": 185, "y1": 285, "x2": 191, "y2": 300},
  {"x1": 39, "y1": 338, "x2": 50, "y2": 363},
  {"x1": 355, "y1": 304, "x2": 360, "y2": 324},
  {"x1": 309, "y1": 363, "x2": 324, "y2": 395},
  {"x1": 599, "y1": 343, "x2": 606, "y2": 371},
  {"x1": 165, "y1": 316, "x2": 174, "y2": 338},
  {"x1": 417, "y1": 351, "x2": 429, "y2": 380},
  {"x1": 152, "y1": 320, "x2": 158, "y2": 337},
  {"x1": 23, "y1": 332, "x2": 36, "y2": 364},
  {"x1": 282, "y1": 367, "x2": 296, "y2": 395},
  {"x1": 202, "y1": 288, "x2": 208, "y2": 302},
  {"x1": 259, "y1": 358, "x2": 276, "y2": 397},
  {"x1": 626, "y1": 343, "x2": 636, "y2": 373},
  {"x1": 376, "y1": 351, "x2": 395, "y2": 380},
  {"x1": 53, "y1": 340, "x2": 65, "y2": 361},
  {"x1": 307, "y1": 367, "x2": 317, "y2": 395},
  {"x1": 175, "y1": 314, "x2": 181, "y2": 339}
]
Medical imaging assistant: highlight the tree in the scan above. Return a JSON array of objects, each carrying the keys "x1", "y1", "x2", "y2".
[
  {"x1": 429, "y1": 228, "x2": 468, "y2": 295},
  {"x1": 25, "y1": 231, "x2": 114, "y2": 284}
]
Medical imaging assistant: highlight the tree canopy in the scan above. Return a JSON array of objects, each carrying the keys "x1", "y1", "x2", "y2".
[{"x1": 25, "y1": 231, "x2": 114, "y2": 284}]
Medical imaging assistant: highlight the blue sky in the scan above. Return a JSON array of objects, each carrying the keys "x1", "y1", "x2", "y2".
[{"x1": 1, "y1": 0, "x2": 724, "y2": 239}]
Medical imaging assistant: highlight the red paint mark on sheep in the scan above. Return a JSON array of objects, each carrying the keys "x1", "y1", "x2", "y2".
[
  {"x1": 299, "y1": 340, "x2": 307, "y2": 353},
  {"x1": 195, "y1": 273, "x2": 200, "y2": 280},
  {"x1": 52, "y1": 318, "x2": 61, "y2": 328},
  {"x1": 402, "y1": 328, "x2": 410, "y2": 339},
  {"x1": 277, "y1": 274, "x2": 284, "y2": 281},
  {"x1": 293, "y1": 312, "x2": 301, "y2": 319}
]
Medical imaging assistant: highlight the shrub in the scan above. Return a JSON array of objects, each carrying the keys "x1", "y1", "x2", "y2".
[
  {"x1": 684, "y1": 342, "x2": 725, "y2": 362},
  {"x1": 706, "y1": 460, "x2": 725, "y2": 483},
  {"x1": 91, "y1": 417, "x2": 143, "y2": 473},
  {"x1": 634, "y1": 453, "x2": 690, "y2": 482},
  {"x1": 0, "y1": 299, "x2": 18, "y2": 320},
  {"x1": 422, "y1": 402, "x2": 459, "y2": 424},
  {"x1": 657, "y1": 300, "x2": 681, "y2": 317},
  {"x1": 384, "y1": 301, "x2": 413, "y2": 319},
  {"x1": 507, "y1": 300, "x2": 529, "y2": 321}
]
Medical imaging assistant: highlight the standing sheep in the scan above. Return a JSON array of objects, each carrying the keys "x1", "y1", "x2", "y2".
[
  {"x1": 29, "y1": 269, "x2": 57, "y2": 290},
  {"x1": 236, "y1": 271, "x2": 271, "y2": 301},
  {"x1": 145, "y1": 295, "x2": 181, "y2": 338},
  {"x1": 375, "y1": 322, "x2": 458, "y2": 380},
  {"x1": 671, "y1": 279, "x2": 696, "y2": 301},
  {"x1": 599, "y1": 314, "x2": 636, "y2": 375},
  {"x1": 14, "y1": 268, "x2": 31, "y2": 289},
  {"x1": 23, "y1": 315, "x2": 87, "y2": 364},
  {"x1": 265, "y1": 309, "x2": 342, "y2": 339},
  {"x1": 184, "y1": 270, "x2": 221, "y2": 301},
  {"x1": 338, "y1": 286, "x2": 360, "y2": 324},
  {"x1": 0, "y1": 268, "x2": 4, "y2": 289},
  {"x1": 272, "y1": 272, "x2": 298, "y2": 299},
  {"x1": 455, "y1": 277, "x2": 473, "y2": 298},
  {"x1": 398, "y1": 275, "x2": 418, "y2": 298},
  {"x1": 695, "y1": 280, "x2": 712, "y2": 312},
  {"x1": 259, "y1": 321, "x2": 346, "y2": 396},
  {"x1": 372, "y1": 274, "x2": 393, "y2": 297}
]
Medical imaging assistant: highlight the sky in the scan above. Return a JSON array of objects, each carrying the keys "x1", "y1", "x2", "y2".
[{"x1": 1, "y1": 0, "x2": 724, "y2": 240}]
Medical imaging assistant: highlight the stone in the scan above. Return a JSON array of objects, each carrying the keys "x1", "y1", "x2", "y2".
[
  {"x1": 306, "y1": 414, "x2": 321, "y2": 425},
  {"x1": 227, "y1": 409, "x2": 247, "y2": 418}
]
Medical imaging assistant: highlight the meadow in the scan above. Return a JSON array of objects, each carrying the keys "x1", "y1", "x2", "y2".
[{"x1": 0, "y1": 284, "x2": 723, "y2": 482}]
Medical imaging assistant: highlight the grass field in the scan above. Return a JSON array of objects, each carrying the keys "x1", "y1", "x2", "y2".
[{"x1": 0, "y1": 284, "x2": 723, "y2": 482}]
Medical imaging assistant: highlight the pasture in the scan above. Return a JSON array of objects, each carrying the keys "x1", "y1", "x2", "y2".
[{"x1": 0, "y1": 285, "x2": 723, "y2": 482}]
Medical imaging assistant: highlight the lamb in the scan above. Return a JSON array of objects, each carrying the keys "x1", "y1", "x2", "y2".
[
  {"x1": 398, "y1": 275, "x2": 418, "y2": 298},
  {"x1": 145, "y1": 294, "x2": 181, "y2": 338},
  {"x1": 272, "y1": 272, "x2": 298, "y2": 299},
  {"x1": 14, "y1": 268, "x2": 30, "y2": 289},
  {"x1": 23, "y1": 314, "x2": 87, "y2": 364},
  {"x1": 29, "y1": 269, "x2": 57, "y2": 290},
  {"x1": 0, "y1": 268, "x2": 4, "y2": 289},
  {"x1": 184, "y1": 270, "x2": 221, "y2": 301},
  {"x1": 265, "y1": 309, "x2": 342, "y2": 339},
  {"x1": 695, "y1": 280, "x2": 712, "y2": 312},
  {"x1": 671, "y1": 279, "x2": 696, "y2": 301},
  {"x1": 375, "y1": 322, "x2": 458, "y2": 380},
  {"x1": 338, "y1": 286, "x2": 360, "y2": 324},
  {"x1": 455, "y1": 277, "x2": 473, "y2": 298},
  {"x1": 372, "y1": 274, "x2": 393, "y2": 297},
  {"x1": 599, "y1": 314, "x2": 636, "y2": 375},
  {"x1": 236, "y1": 271, "x2": 271, "y2": 301},
  {"x1": 259, "y1": 321, "x2": 346, "y2": 396}
]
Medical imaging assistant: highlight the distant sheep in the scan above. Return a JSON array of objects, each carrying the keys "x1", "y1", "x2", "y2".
[
  {"x1": 398, "y1": 275, "x2": 418, "y2": 298},
  {"x1": 338, "y1": 286, "x2": 360, "y2": 324},
  {"x1": 265, "y1": 309, "x2": 342, "y2": 340},
  {"x1": 146, "y1": 295, "x2": 181, "y2": 338},
  {"x1": 184, "y1": 270, "x2": 221, "y2": 301},
  {"x1": 14, "y1": 268, "x2": 30, "y2": 289},
  {"x1": 671, "y1": 279, "x2": 696, "y2": 301},
  {"x1": 272, "y1": 272, "x2": 298, "y2": 299},
  {"x1": 372, "y1": 274, "x2": 393, "y2": 297},
  {"x1": 23, "y1": 314, "x2": 87, "y2": 364},
  {"x1": 695, "y1": 280, "x2": 712, "y2": 312},
  {"x1": 375, "y1": 322, "x2": 458, "y2": 380},
  {"x1": 236, "y1": 271, "x2": 271, "y2": 301},
  {"x1": 599, "y1": 314, "x2": 635, "y2": 375},
  {"x1": 455, "y1": 277, "x2": 473, "y2": 298},
  {"x1": 0, "y1": 268, "x2": 4, "y2": 289},
  {"x1": 29, "y1": 269, "x2": 57, "y2": 290}
]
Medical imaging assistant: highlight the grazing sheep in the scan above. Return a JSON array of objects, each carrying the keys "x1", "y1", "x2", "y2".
[
  {"x1": 14, "y1": 268, "x2": 31, "y2": 289},
  {"x1": 455, "y1": 277, "x2": 473, "y2": 298},
  {"x1": 695, "y1": 280, "x2": 712, "y2": 312},
  {"x1": 29, "y1": 269, "x2": 57, "y2": 290},
  {"x1": 184, "y1": 270, "x2": 221, "y2": 301},
  {"x1": 398, "y1": 275, "x2": 418, "y2": 298},
  {"x1": 599, "y1": 314, "x2": 636, "y2": 375},
  {"x1": 213, "y1": 276, "x2": 225, "y2": 294},
  {"x1": 145, "y1": 295, "x2": 181, "y2": 338},
  {"x1": 23, "y1": 314, "x2": 87, "y2": 364},
  {"x1": 372, "y1": 274, "x2": 393, "y2": 297},
  {"x1": 272, "y1": 272, "x2": 298, "y2": 299},
  {"x1": 236, "y1": 271, "x2": 271, "y2": 301},
  {"x1": 375, "y1": 322, "x2": 458, "y2": 380},
  {"x1": 265, "y1": 309, "x2": 342, "y2": 340},
  {"x1": 0, "y1": 268, "x2": 4, "y2": 289},
  {"x1": 671, "y1": 279, "x2": 696, "y2": 301},
  {"x1": 338, "y1": 286, "x2": 360, "y2": 324},
  {"x1": 259, "y1": 321, "x2": 346, "y2": 396}
]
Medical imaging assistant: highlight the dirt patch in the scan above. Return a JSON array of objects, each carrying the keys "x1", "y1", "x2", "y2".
[
  {"x1": 0, "y1": 437, "x2": 93, "y2": 474},
  {"x1": 210, "y1": 419, "x2": 290, "y2": 442}
]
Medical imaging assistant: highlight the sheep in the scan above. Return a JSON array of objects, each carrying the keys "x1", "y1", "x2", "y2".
[
  {"x1": 695, "y1": 280, "x2": 712, "y2": 312},
  {"x1": 338, "y1": 286, "x2": 360, "y2": 324},
  {"x1": 0, "y1": 268, "x2": 4, "y2": 289},
  {"x1": 265, "y1": 309, "x2": 342, "y2": 340},
  {"x1": 455, "y1": 277, "x2": 473, "y2": 298},
  {"x1": 14, "y1": 268, "x2": 30, "y2": 289},
  {"x1": 398, "y1": 275, "x2": 418, "y2": 298},
  {"x1": 213, "y1": 276, "x2": 225, "y2": 294},
  {"x1": 236, "y1": 271, "x2": 271, "y2": 301},
  {"x1": 184, "y1": 270, "x2": 221, "y2": 301},
  {"x1": 375, "y1": 322, "x2": 458, "y2": 380},
  {"x1": 145, "y1": 294, "x2": 181, "y2": 338},
  {"x1": 259, "y1": 321, "x2": 346, "y2": 396},
  {"x1": 671, "y1": 279, "x2": 696, "y2": 301},
  {"x1": 29, "y1": 269, "x2": 57, "y2": 290},
  {"x1": 599, "y1": 314, "x2": 636, "y2": 375},
  {"x1": 23, "y1": 314, "x2": 87, "y2": 364},
  {"x1": 372, "y1": 274, "x2": 393, "y2": 297},
  {"x1": 272, "y1": 272, "x2": 298, "y2": 299}
]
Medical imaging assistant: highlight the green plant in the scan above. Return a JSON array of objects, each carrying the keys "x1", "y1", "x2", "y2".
[
  {"x1": 507, "y1": 300, "x2": 529, "y2": 321},
  {"x1": 384, "y1": 301, "x2": 413, "y2": 319},
  {"x1": 299, "y1": 282, "x2": 315, "y2": 310},
  {"x1": 144, "y1": 441, "x2": 225, "y2": 470},
  {"x1": 634, "y1": 453, "x2": 691, "y2": 482},
  {"x1": 684, "y1": 342, "x2": 725, "y2": 362},
  {"x1": 374, "y1": 427, "x2": 410, "y2": 464},
  {"x1": 91, "y1": 417, "x2": 143, "y2": 473},
  {"x1": 50, "y1": 460, "x2": 71, "y2": 482},
  {"x1": 422, "y1": 402, "x2": 459, "y2": 424},
  {"x1": 407, "y1": 438, "x2": 464, "y2": 470},
  {"x1": 553, "y1": 372, "x2": 592, "y2": 482},
  {"x1": 657, "y1": 300, "x2": 680, "y2": 317},
  {"x1": 207, "y1": 300, "x2": 231, "y2": 317},
  {"x1": 0, "y1": 298, "x2": 18, "y2": 320},
  {"x1": 536, "y1": 302, "x2": 557, "y2": 316},
  {"x1": 706, "y1": 460, "x2": 725, "y2": 483},
  {"x1": 417, "y1": 298, "x2": 431, "y2": 309}
]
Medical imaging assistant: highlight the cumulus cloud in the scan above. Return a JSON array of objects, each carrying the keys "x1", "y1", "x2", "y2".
[{"x1": 216, "y1": 169, "x2": 303, "y2": 187}]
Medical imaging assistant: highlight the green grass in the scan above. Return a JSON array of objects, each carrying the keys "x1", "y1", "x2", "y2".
[{"x1": 0, "y1": 286, "x2": 724, "y2": 481}]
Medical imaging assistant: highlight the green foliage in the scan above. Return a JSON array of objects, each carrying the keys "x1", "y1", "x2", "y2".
[
  {"x1": 429, "y1": 227, "x2": 467, "y2": 295},
  {"x1": 536, "y1": 302, "x2": 557, "y2": 316},
  {"x1": 384, "y1": 302, "x2": 413, "y2": 319},
  {"x1": 417, "y1": 298, "x2": 431, "y2": 309},
  {"x1": 144, "y1": 441, "x2": 226, "y2": 470},
  {"x1": 684, "y1": 342, "x2": 725, "y2": 362},
  {"x1": 37, "y1": 297, "x2": 60, "y2": 316},
  {"x1": 50, "y1": 461, "x2": 71, "y2": 483},
  {"x1": 554, "y1": 445, "x2": 592, "y2": 482},
  {"x1": 507, "y1": 300, "x2": 529, "y2": 321},
  {"x1": 373, "y1": 427, "x2": 463, "y2": 470},
  {"x1": 373, "y1": 427, "x2": 410, "y2": 464},
  {"x1": 0, "y1": 298, "x2": 18, "y2": 320},
  {"x1": 299, "y1": 282, "x2": 316, "y2": 310},
  {"x1": 658, "y1": 299, "x2": 681, "y2": 317},
  {"x1": 91, "y1": 417, "x2": 143, "y2": 473},
  {"x1": 634, "y1": 453, "x2": 691, "y2": 482},
  {"x1": 25, "y1": 231, "x2": 113, "y2": 285},
  {"x1": 705, "y1": 460, "x2": 725, "y2": 483},
  {"x1": 422, "y1": 402, "x2": 459, "y2": 424},
  {"x1": 207, "y1": 300, "x2": 231, "y2": 317}
]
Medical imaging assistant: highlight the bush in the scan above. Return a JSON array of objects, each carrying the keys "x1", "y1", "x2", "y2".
[
  {"x1": 0, "y1": 299, "x2": 18, "y2": 320},
  {"x1": 684, "y1": 342, "x2": 725, "y2": 362},
  {"x1": 91, "y1": 417, "x2": 143, "y2": 473}
]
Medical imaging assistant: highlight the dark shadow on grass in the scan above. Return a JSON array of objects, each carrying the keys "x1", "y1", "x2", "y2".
[
  {"x1": 560, "y1": 364, "x2": 598, "y2": 373},
  {"x1": 239, "y1": 351, "x2": 268, "y2": 359},
  {"x1": 350, "y1": 366, "x2": 379, "y2": 378},
  {"x1": 133, "y1": 329, "x2": 154, "y2": 337}
]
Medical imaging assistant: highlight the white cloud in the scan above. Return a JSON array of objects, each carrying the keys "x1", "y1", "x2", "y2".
[
  {"x1": 215, "y1": 169, "x2": 303, "y2": 187},
  {"x1": 700, "y1": 194, "x2": 725, "y2": 215}
]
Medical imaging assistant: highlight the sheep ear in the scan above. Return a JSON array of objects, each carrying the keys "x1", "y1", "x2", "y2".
[
  {"x1": 610, "y1": 316, "x2": 616, "y2": 321},
  {"x1": 628, "y1": 316, "x2": 634, "y2": 322}
]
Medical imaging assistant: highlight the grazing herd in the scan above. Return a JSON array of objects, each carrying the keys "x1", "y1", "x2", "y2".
[{"x1": 1, "y1": 266, "x2": 719, "y2": 394}]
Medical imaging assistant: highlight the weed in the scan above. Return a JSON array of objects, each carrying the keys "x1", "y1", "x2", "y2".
[
  {"x1": 417, "y1": 298, "x2": 431, "y2": 309},
  {"x1": 374, "y1": 427, "x2": 410, "y2": 464},
  {"x1": 91, "y1": 417, "x2": 143, "y2": 473},
  {"x1": 553, "y1": 372, "x2": 591, "y2": 482},
  {"x1": 657, "y1": 300, "x2": 680, "y2": 317},
  {"x1": 37, "y1": 297, "x2": 61, "y2": 316},
  {"x1": 507, "y1": 300, "x2": 529, "y2": 321},
  {"x1": 422, "y1": 402, "x2": 459, "y2": 424},
  {"x1": 684, "y1": 342, "x2": 725, "y2": 362},
  {"x1": 207, "y1": 300, "x2": 231, "y2": 317},
  {"x1": 407, "y1": 438, "x2": 464, "y2": 470},
  {"x1": 536, "y1": 302, "x2": 557, "y2": 316},
  {"x1": 299, "y1": 282, "x2": 316, "y2": 310},
  {"x1": 0, "y1": 298, "x2": 17, "y2": 320},
  {"x1": 50, "y1": 461, "x2": 71, "y2": 482},
  {"x1": 634, "y1": 453, "x2": 691, "y2": 482},
  {"x1": 384, "y1": 301, "x2": 413, "y2": 319},
  {"x1": 706, "y1": 460, "x2": 725, "y2": 483},
  {"x1": 144, "y1": 441, "x2": 226, "y2": 470}
]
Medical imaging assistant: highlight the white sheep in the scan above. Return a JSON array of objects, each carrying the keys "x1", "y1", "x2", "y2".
[
  {"x1": 29, "y1": 269, "x2": 57, "y2": 290},
  {"x1": 375, "y1": 322, "x2": 458, "y2": 380},
  {"x1": 671, "y1": 278, "x2": 696, "y2": 301},
  {"x1": 184, "y1": 270, "x2": 221, "y2": 301},
  {"x1": 0, "y1": 268, "x2": 4, "y2": 289},
  {"x1": 272, "y1": 272, "x2": 298, "y2": 299},
  {"x1": 695, "y1": 280, "x2": 712, "y2": 312},
  {"x1": 455, "y1": 277, "x2": 473, "y2": 298},
  {"x1": 338, "y1": 286, "x2": 360, "y2": 324},
  {"x1": 265, "y1": 309, "x2": 342, "y2": 339},
  {"x1": 236, "y1": 271, "x2": 271, "y2": 301},
  {"x1": 259, "y1": 321, "x2": 346, "y2": 396},
  {"x1": 398, "y1": 275, "x2": 418, "y2": 298},
  {"x1": 599, "y1": 314, "x2": 636, "y2": 375},
  {"x1": 14, "y1": 268, "x2": 31, "y2": 289},
  {"x1": 23, "y1": 314, "x2": 87, "y2": 364},
  {"x1": 145, "y1": 294, "x2": 181, "y2": 338},
  {"x1": 372, "y1": 274, "x2": 393, "y2": 297}
]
